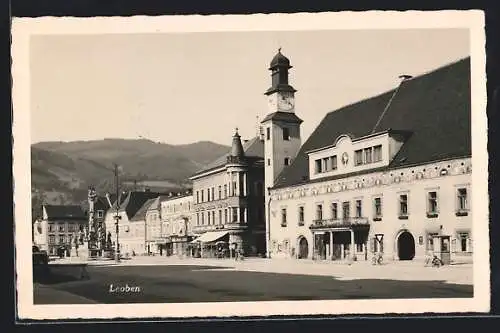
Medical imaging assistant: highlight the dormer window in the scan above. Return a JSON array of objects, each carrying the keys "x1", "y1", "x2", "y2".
[
  {"x1": 364, "y1": 147, "x2": 373, "y2": 164},
  {"x1": 355, "y1": 145, "x2": 383, "y2": 166},
  {"x1": 355, "y1": 150, "x2": 363, "y2": 166}
]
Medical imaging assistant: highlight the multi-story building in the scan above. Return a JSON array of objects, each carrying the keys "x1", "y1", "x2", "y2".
[
  {"x1": 104, "y1": 190, "x2": 162, "y2": 256},
  {"x1": 33, "y1": 205, "x2": 88, "y2": 256},
  {"x1": 189, "y1": 131, "x2": 266, "y2": 257},
  {"x1": 160, "y1": 191, "x2": 194, "y2": 257},
  {"x1": 145, "y1": 195, "x2": 169, "y2": 255},
  {"x1": 264, "y1": 50, "x2": 472, "y2": 263}
]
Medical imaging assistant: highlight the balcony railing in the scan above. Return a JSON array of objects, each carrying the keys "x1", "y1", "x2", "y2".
[{"x1": 309, "y1": 217, "x2": 369, "y2": 229}]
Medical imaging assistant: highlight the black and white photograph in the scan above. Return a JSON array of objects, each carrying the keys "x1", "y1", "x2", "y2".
[{"x1": 12, "y1": 10, "x2": 489, "y2": 319}]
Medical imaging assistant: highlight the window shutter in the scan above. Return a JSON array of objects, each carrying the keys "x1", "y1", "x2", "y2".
[
  {"x1": 468, "y1": 238, "x2": 473, "y2": 253},
  {"x1": 380, "y1": 240, "x2": 384, "y2": 253}
]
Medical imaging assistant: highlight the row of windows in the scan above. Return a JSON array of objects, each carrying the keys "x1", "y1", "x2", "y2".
[
  {"x1": 354, "y1": 145, "x2": 383, "y2": 166},
  {"x1": 196, "y1": 208, "x2": 240, "y2": 226},
  {"x1": 315, "y1": 155, "x2": 338, "y2": 174},
  {"x1": 195, "y1": 182, "x2": 264, "y2": 203},
  {"x1": 48, "y1": 234, "x2": 69, "y2": 244},
  {"x1": 162, "y1": 201, "x2": 191, "y2": 214},
  {"x1": 47, "y1": 223, "x2": 84, "y2": 233},
  {"x1": 280, "y1": 187, "x2": 469, "y2": 227},
  {"x1": 267, "y1": 158, "x2": 291, "y2": 167}
]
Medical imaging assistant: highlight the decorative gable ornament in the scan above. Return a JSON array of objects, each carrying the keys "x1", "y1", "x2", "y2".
[
  {"x1": 416, "y1": 172, "x2": 423, "y2": 180},
  {"x1": 394, "y1": 176, "x2": 401, "y2": 183},
  {"x1": 375, "y1": 179, "x2": 381, "y2": 186},
  {"x1": 341, "y1": 152, "x2": 349, "y2": 166}
]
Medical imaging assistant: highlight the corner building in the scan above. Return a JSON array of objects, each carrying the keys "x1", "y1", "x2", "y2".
[
  {"x1": 189, "y1": 131, "x2": 266, "y2": 257},
  {"x1": 264, "y1": 51, "x2": 472, "y2": 263}
]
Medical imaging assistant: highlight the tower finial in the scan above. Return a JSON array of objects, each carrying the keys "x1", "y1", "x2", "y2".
[{"x1": 278, "y1": 47, "x2": 282, "y2": 53}]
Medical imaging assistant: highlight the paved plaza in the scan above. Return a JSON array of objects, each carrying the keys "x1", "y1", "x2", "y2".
[{"x1": 33, "y1": 256, "x2": 473, "y2": 304}]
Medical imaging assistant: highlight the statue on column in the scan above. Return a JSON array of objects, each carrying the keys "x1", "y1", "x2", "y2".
[{"x1": 87, "y1": 186, "x2": 98, "y2": 249}]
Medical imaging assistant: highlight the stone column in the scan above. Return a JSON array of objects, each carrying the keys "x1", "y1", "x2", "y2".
[
  {"x1": 243, "y1": 172, "x2": 247, "y2": 196},
  {"x1": 330, "y1": 231, "x2": 334, "y2": 260},
  {"x1": 350, "y1": 229, "x2": 355, "y2": 260},
  {"x1": 236, "y1": 172, "x2": 241, "y2": 197}
]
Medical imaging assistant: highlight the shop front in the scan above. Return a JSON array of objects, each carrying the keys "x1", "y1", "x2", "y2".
[{"x1": 309, "y1": 218, "x2": 370, "y2": 261}]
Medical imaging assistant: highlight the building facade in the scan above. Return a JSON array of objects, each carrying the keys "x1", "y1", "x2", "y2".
[
  {"x1": 264, "y1": 51, "x2": 472, "y2": 263},
  {"x1": 104, "y1": 190, "x2": 162, "y2": 256},
  {"x1": 33, "y1": 205, "x2": 88, "y2": 256},
  {"x1": 189, "y1": 132, "x2": 266, "y2": 256},
  {"x1": 145, "y1": 195, "x2": 169, "y2": 255},
  {"x1": 160, "y1": 192, "x2": 194, "y2": 257}
]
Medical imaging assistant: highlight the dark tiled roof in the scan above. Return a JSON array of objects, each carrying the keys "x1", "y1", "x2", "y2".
[
  {"x1": 110, "y1": 191, "x2": 164, "y2": 220},
  {"x1": 273, "y1": 57, "x2": 471, "y2": 189},
  {"x1": 130, "y1": 198, "x2": 156, "y2": 221},
  {"x1": 261, "y1": 112, "x2": 303, "y2": 124},
  {"x1": 44, "y1": 205, "x2": 87, "y2": 220},
  {"x1": 192, "y1": 136, "x2": 264, "y2": 176}
]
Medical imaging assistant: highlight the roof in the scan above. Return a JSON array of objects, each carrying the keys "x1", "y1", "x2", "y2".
[
  {"x1": 273, "y1": 57, "x2": 471, "y2": 189},
  {"x1": 130, "y1": 198, "x2": 156, "y2": 221},
  {"x1": 146, "y1": 195, "x2": 169, "y2": 211},
  {"x1": 192, "y1": 135, "x2": 264, "y2": 177},
  {"x1": 44, "y1": 205, "x2": 87, "y2": 220},
  {"x1": 261, "y1": 111, "x2": 303, "y2": 124},
  {"x1": 110, "y1": 191, "x2": 164, "y2": 219},
  {"x1": 269, "y1": 49, "x2": 291, "y2": 69}
]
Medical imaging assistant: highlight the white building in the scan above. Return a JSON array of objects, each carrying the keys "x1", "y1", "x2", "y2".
[
  {"x1": 160, "y1": 191, "x2": 194, "y2": 257},
  {"x1": 263, "y1": 50, "x2": 472, "y2": 263}
]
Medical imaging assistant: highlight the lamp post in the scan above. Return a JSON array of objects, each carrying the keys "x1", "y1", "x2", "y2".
[{"x1": 114, "y1": 163, "x2": 121, "y2": 263}]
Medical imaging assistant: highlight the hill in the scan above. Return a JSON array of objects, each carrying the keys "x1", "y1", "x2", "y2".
[{"x1": 31, "y1": 139, "x2": 230, "y2": 218}]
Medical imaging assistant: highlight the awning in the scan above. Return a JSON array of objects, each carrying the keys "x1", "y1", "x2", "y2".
[{"x1": 190, "y1": 231, "x2": 229, "y2": 244}]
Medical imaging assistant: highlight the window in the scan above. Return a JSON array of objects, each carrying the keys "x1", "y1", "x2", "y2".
[
  {"x1": 97, "y1": 210, "x2": 104, "y2": 218},
  {"x1": 267, "y1": 159, "x2": 271, "y2": 166},
  {"x1": 207, "y1": 189, "x2": 211, "y2": 202},
  {"x1": 266, "y1": 127, "x2": 271, "y2": 140},
  {"x1": 59, "y1": 235, "x2": 65, "y2": 244},
  {"x1": 284, "y1": 157, "x2": 290, "y2": 166},
  {"x1": 458, "y1": 233, "x2": 470, "y2": 252},
  {"x1": 48, "y1": 235, "x2": 55, "y2": 244},
  {"x1": 331, "y1": 155, "x2": 338, "y2": 170},
  {"x1": 374, "y1": 197, "x2": 382, "y2": 218},
  {"x1": 283, "y1": 127, "x2": 290, "y2": 140},
  {"x1": 212, "y1": 187, "x2": 215, "y2": 201},
  {"x1": 212, "y1": 211, "x2": 215, "y2": 225},
  {"x1": 207, "y1": 211, "x2": 211, "y2": 225},
  {"x1": 281, "y1": 208, "x2": 287, "y2": 227},
  {"x1": 364, "y1": 147, "x2": 373, "y2": 164},
  {"x1": 201, "y1": 190, "x2": 204, "y2": 202},
  {"x1": 399, "y1": 194, "x2": 408, "y2": 216},
  {"x1": 331, "y1": 202, "x2": 338, "y2": 219},
  {"x1": 355, "y1": 150, "x2": 363, "y2": 166},
  {"x1": 232, "y1": 208, "x2": 238, "y2": 222},
  {"x1": 224, "y1": 185, "x2": 228, "y2": 198},
  {"x1": 58, "y1": 224, "x2": 65, "y2": 232},
  {"x1": 201, "y1": 212, "x2": 205, "y2": 225},
  {"x1": 428, "y1": 191, "x2": 438, "y2": 214},
  {"x1": 218, "y1": 186, "x2": 222, "y2": 200},
  {"x1": 48, "y1": 224, "x2": 54, "y2": 232},
  {"x1": 315, "y1": 159, "x2": 322, "y2": 174},
  {"x1": 342, "y1": 202, "x2": 350, "y2": 219},
  {"x1": 457, "y1": 188, "x2": 468, "y2": 211},
  {"x1": 316, "y1": 204, "x2": 323, "y2": 220},
  {"x1": 298, "y1": 206, "x2": 304, "y2": 226},
  {"x1": 355, "y1": 200, "x2": 362, "y2": 218},
  {"x1": 196, "y1": 213, "x2": 200, "y2": 226},
  {"x1": 232, "y1": 181, "x2": 237, "y2": 196},
  {"x1": 224, "y1": 209, "x2": 228, "y2": 223},
  {"x1": 373, "y1": 145, "x2": 382, "y2": 162},
  {"x1": 219, "y1": 210, "x2": 222, "y2": 224}
]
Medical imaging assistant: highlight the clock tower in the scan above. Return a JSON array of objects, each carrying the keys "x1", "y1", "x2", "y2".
[
  {"x1": 265, "y1": 48, "x2": 297, "y2": 113},
  {"x1": 262, "y1": 49, "x2": 303, "y2": 257}
]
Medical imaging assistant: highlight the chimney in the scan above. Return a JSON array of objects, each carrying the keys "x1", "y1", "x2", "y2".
[{"x1": 144, "y1": 188, "x2": 150, "y2": 192}]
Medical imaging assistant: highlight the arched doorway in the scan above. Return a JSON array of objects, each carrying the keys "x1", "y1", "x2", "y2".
[
  {"x1": 298, "y1": 236, "x2": 309, "y2": 259},
  {"x1": 397, "y1": 231, "x2": 415, "y2": 260}
]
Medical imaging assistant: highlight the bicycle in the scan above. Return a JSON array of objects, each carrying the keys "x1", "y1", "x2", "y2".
[{"x1": 371, "y1": 252, "x2": 383, "y2": 265}]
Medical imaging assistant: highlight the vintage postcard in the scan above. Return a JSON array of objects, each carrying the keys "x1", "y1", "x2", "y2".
[{"x1": 12, "y1": 10, "x2": 489, "y2": 320}]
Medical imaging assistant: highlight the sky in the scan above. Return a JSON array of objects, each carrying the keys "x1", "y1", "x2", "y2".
[{"x1": 30, "y1": 28, "x2": 470, "y2": 146}]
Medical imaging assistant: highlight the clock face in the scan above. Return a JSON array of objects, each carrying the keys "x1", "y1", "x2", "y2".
[{"x1": 278, "y1": 93, "x2": 294, "y2": 111}]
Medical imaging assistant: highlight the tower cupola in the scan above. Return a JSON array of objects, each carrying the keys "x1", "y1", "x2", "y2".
[
  {"x1": 230, "y1": 128, "x2": 245, "y2": 158},
  {"x1": 265, "y1": 48, "x2": 297, "y2": 96}
]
